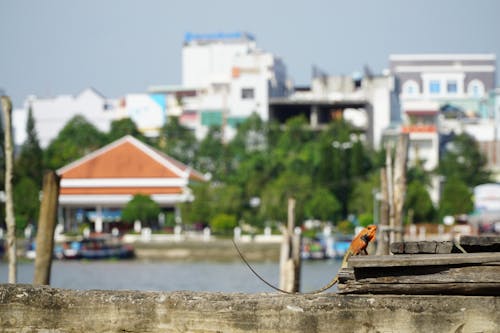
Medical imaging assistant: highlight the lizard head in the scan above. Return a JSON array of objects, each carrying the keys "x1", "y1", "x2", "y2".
[{"x1": 362, "y1": 225, "x2": 377, "y2": 242}]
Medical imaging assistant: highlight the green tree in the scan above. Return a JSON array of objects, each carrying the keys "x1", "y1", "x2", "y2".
[
  {"x1": 106, "y1": 118, "x2": 148, "y2": 143},
  {"x1": 180, "y1": 182, "x2": 213, "y2": 225},
  {"x1": 195, "y1": 125, "x2": 232, "y2": 180},
  {"x1": 15, "y1": 105, "x2": 44, "y2": 186},
  {"x1": 211, "y1": 184, "x2": 243, "y2": 217},
  {"x1": 259, "y1": 170, "x2": 313, "y2": 224},
  {"x1": 158, "y1": 116, "x2": 198, "y2": 166},
  {"x1": 304, "y1": 188, "x2": 341, "y2": 222},
  {"x1": 44, "y1": 115, "x2": 106, "y2": 169},
  {"x1": 439, "y1": 177, "x2": 473, "y2": 220},
  {"x1": 228, "y1": 113, "x2": 267, "y2": 155},
  {"x1": 210, "y1": 213, "x2": 238, "y2": 235},
  {"x1": 349, "y1": 171, "x2": 380, "y2": 216},
  {"x1": 438, "y1": 133, "x2": 491, "y2": 187},
  {"x1": 405, "y1": 180, "x2": 436, "y2": 223},
  {"x1": 13, "y1": 177, "x2": 39, "y2": 231},
  {"x1": 121, "y1": 194, "x2": 161, "y2": 228}
]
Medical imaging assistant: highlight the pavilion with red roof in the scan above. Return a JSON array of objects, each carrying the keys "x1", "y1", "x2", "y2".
[{"x1": 57, "y1": 135, "x2": 207, "y2": 233}]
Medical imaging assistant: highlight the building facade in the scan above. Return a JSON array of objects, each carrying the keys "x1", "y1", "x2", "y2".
[
  {"x1": 269, "y1": 71, "x2": 400, "y2": 150},
  {"x1": 390, "y1": 53, "x2": 497, "y2": 170},
  {"x1": 115, "y1": 93, "x2": 167, "y2": 137},
  {"x1": 13, "y1": 88, "x2": 116, "y2": 148},
  {"x1": 57, "y1": 135, "x2": 206, "y2": 233},
  {"x1": 150, "y1": 32, "x2": 290, "y2": 141},
  {"x1": 390, "y1": 53, "x2": 497, "y2": 203}
]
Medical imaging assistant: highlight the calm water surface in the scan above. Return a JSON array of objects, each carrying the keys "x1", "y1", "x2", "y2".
[{"x1": 0, "y1": 259, "x2": 342, "y2": 293}]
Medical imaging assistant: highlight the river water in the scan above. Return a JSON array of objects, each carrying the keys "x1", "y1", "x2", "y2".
[{"x1": 0, "y1": 259, "x2": 342, "y2": 293}]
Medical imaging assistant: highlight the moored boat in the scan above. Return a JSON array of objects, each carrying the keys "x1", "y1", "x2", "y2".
[{"x1": 59, "y1": 236, "x2": 134, "y2": 260}]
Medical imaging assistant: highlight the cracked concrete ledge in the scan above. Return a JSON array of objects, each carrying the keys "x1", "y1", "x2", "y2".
[{"x1": 0, "y1": 284, "x2": 499, "y2": 332}]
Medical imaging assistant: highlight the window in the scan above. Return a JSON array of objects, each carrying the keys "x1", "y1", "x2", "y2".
[
  {"x1": 429, "y1": 80, "x2": 440, "y2": 94},
  {"x1": 447, "y1": 80, "x2": 458, "y2": 94},
  {"x1": 402, "y1": 80, "x2": 419, "y2": 96},
  {"x1": 241, "y1": 88, "x2": 255, "y2": 99},
  {"x1": 467, "y1": 80, "x2": 485, "y2": 98}
]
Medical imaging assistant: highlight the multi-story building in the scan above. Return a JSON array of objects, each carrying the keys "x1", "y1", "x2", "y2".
[
  {"x1": 13, "y1": 88, "x2": 116, "y2": 148},
  {"x1": 114, "y1": 93, "x2": 167, "y2": 137},
  {"x1": 150, "y1": 32, "x2": 290, "y2": 140},
  {"x1": 269, "y1": 70, "x2": 400, "y2": 149},
  {"x1": 390, "y1": 53, "x2": 496, "y2": 169},
  {"x1": 390, "y1": 53, "x2": 497, "y2": 203}
]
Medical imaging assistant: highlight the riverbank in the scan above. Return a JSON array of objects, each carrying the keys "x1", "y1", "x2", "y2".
[
  {"x1": 131, "y1": 238, "x2": 281, "y2": 261},
  {"x1": 10, "y1": 237, "x2": 281, "y2": 262}
]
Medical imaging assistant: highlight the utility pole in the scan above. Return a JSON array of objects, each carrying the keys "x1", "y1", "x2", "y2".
[{"x1": 1, "y1": 95, "x2": 16, "y2": 283}]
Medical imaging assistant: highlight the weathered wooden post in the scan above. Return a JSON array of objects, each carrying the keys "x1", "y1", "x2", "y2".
[
  {"x1": 393, "y1": 134, "x2": 409, "y2": 243},
  {"x1": 33, "y1": 170, "x2": 60, "y2": 285},
  {"x1": 279, "y1": 197, "x2": 301, "y2": 292},
  {"x1": 385, "y1": 142, "x2": 396, "y2": 245},
  {"x1": 377, "y1": 167, "x2": 390, "y2": 255},
  {"x1": 1, "y1": 95, "x2": 17, "y2": 283}
]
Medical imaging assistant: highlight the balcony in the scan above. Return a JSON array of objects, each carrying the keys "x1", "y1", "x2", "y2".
[{"x1": 401, "y1": 124, "x2": 437, "y2": 133}]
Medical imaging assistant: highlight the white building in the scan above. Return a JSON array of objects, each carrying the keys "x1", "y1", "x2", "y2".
[
  {"x1": 115, "y1": 93, "x2": 167, "y2": 137},
  {"x1": 150, "y1": 32, "x2": 290, "y2": 140},
  {"x1": 13, "y1": 88, "x2": 116, "y2": 148},
  {"x1": 390, "y1": 53, "x2": 497, "y2": 203},
  {"x1": 390, "y1": 54, "x2": 497, "y2": 169}
]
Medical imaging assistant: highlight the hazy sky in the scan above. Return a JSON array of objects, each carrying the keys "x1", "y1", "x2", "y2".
[{"x1": 1, "y1": 0, "x2": 499, "y2": 108}]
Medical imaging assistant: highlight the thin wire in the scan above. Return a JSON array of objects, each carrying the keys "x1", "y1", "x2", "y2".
[{"x1": 231, "y1": 238, "x2": 292, "y2": 294}]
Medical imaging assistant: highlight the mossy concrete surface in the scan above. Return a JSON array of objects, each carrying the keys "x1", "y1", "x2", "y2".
[{"x1": 0, "y1": 284, "x2": 498, "y2": 332}]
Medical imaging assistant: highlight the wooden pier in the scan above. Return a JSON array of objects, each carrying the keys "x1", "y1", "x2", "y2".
[{"x1": 338, "y1": 237, "x2": 500, "y2": 296}]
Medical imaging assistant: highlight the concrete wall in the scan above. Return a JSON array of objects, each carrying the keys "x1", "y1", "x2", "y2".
[{"x1": 0, "y1": 284, "x2": 499, "y2": 332}]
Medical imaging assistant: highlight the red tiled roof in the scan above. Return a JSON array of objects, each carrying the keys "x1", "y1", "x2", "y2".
[
  {"x1": 57, "y1": 136, "x2": 206, "y2": 199},
  {"x1": 58, "y1": 135, "x2": 206, "y2": 181}
]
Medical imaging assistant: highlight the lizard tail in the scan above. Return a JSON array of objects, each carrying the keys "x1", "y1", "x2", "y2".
[
  {"x1": 232, "y1": 239, "x2": 339, "y2": 294},
  {"x1": 300, "y1": 276, "x2": 339, "y2": 294},
  {"x1": 232, "y1": 239, "x2": 294, "y2": 294}
]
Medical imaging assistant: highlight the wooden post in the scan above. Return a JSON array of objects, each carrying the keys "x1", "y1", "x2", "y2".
[
  {"x1": 385, "y1": 142, "x2": 395, "y2": 244},
  {"x1": 279, "y1": 198, "x2": 301, "y2": 292},
  {"x1": 1, "y1": 95, "x2": 16, "y2": 283},
  {"x1": 377, "y1": 167, "x2": 390, "y2": 255},
  {"x1": 393, "y1": 134, "x2": 409, "y2": 243},
  {"x1": 33, "y1": 170, "x2": 60, "y2": 285}
]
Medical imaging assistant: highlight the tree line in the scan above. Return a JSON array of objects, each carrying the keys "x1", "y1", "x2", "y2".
[{"x1": 0, "y1": 108, "x2": 491, "y2": 235}]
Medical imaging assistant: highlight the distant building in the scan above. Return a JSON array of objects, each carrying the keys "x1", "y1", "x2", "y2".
[
  {"x1": 470, "y1": 183, "x2": 500, "y2": 233},
  {"x1": 149, "y1": 31, "x2": 290, "y2": 140},
  {"x1": 390, "y1": 53, "x2": 498, "y2": 202},
  {"x1": 269, "y1": 70, "x2": 400, "y2": 149},
  {"x1": 57, "y1": 135, "x2": 206, "y2": 233},
  {"x1": 390, "y1": 53, "x2": 497, "y2": 169},
  {"x1": 13, "y1": 88, "x2": 116, "y2": 148},
  {"x1": 114, "y1": 93, "x2": 167, "y2": 137}
]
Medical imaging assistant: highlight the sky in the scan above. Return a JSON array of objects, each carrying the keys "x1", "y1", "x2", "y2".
[{"x1": 1, "y1": 0, "x2": 499, "y2": 108}]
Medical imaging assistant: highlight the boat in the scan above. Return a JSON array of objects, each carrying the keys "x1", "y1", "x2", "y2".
[
  {"x1": 301, "y1": 238, "x2": 327, "y2": 260},
  {"x1": 58, "y1": 236, "x2": 135, "y2": 260}
]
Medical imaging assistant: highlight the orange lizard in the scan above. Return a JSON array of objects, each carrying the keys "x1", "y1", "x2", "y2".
[{"x1": 233, "y1": 225, "x2": 377, "y2": 294}]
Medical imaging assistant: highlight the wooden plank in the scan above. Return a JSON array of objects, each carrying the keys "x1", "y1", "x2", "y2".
[
  {"x1": 459, "y1": 236, "x2": 500, "y2": 252},
  {"x1": 391, "y1": 241, "x2": 454, "y2": 254},
  {"x1": 337, "y1": 268, "x2": 354, "y2": 283},
  {"x1": 461, "y1": 235, "x2": 500, "y2": 246},
  {"x1": 392, "y1": 238, "x2": 500, "y2": 254},
  {"x1": 352, "y1": 265, "x2": 500, "y2": 284},
  {"x1": 338, "y1": 281, "x2": 500, "y2": 296},
  {"x1": 348, "y1": 252, "x2": 500, "y2": 268}
]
